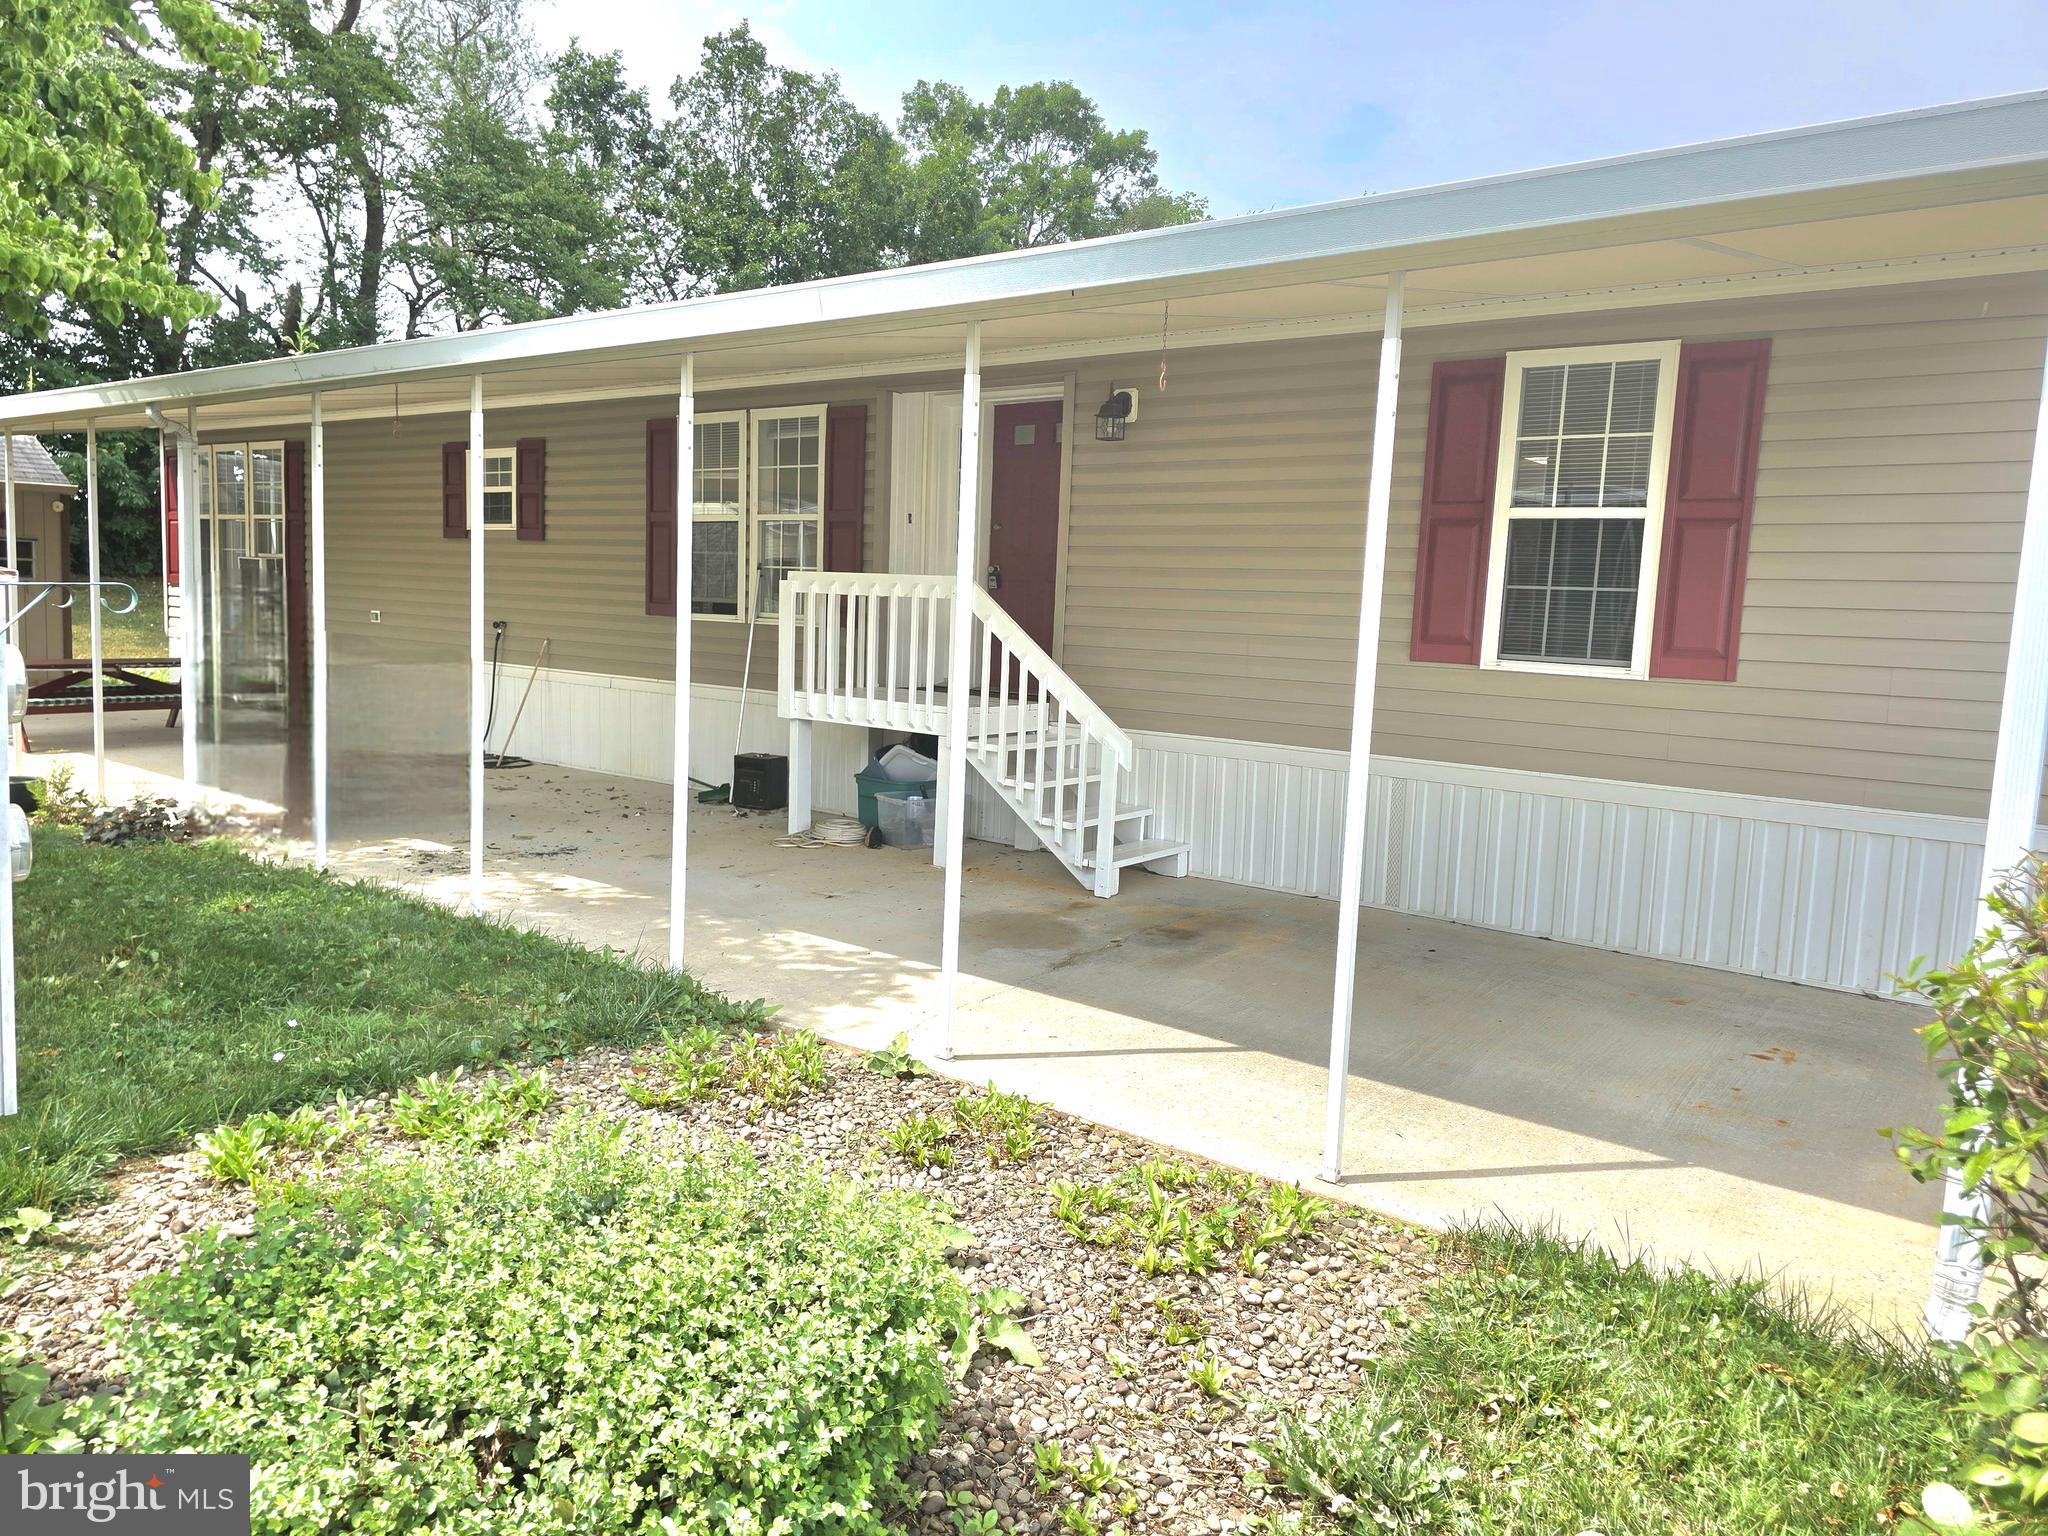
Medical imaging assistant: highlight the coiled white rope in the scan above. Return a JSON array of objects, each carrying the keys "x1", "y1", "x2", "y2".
[{"x1": 775, "y1": 816, "x2": 870, "y2": 850}]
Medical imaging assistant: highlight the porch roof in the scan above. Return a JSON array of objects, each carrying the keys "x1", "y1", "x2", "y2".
[{"x1": 3, "y1": 90, "x2": 2046, "y2": 435}]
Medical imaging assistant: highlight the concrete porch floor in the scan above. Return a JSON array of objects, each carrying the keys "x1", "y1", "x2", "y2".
[{"x1": 30, "y1": 715, "x2": 1945, "y2": 1330}]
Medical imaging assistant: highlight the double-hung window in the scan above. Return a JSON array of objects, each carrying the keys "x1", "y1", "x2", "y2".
[
  {"x1": 691, "y1": 414, "x2": 744, "y2": 617},
  {"x1": 1481, "y1": 341, "x2": 1679, "y2": 678},
  {"x1": 688, "y1": 404, "x2": 826, "y2": 620},
  {"x1": 468, "y1": 447, "x2": 517, "y2": 531}
]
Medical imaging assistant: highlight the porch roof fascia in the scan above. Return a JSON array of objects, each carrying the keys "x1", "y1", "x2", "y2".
[{"x1": 3, "y1": 89, "x2": 2046, "y2": 431}]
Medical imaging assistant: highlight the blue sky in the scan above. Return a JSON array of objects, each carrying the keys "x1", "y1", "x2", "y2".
[{"x1": 532, "y1": 1, "x2": 2048, "y2": 216}]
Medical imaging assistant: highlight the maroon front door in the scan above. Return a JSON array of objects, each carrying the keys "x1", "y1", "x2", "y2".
[{"x1": 987, "y1": 401, "x2": 1063, "y2": 671}]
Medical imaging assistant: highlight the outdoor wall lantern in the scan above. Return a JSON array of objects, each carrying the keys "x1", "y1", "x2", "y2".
[{"x1": 1094, "y1": 386, "x2": 1137, "y2": 441}]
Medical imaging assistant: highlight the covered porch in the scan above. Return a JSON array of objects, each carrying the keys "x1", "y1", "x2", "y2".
[{"x1": 31, "y1": 710, "x2": 1946, "y2": 1328}]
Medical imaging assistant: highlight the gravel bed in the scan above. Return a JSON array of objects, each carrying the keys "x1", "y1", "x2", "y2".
[{"x1": 0, "y1": 1038, "x2": 1443, "y2": 1533}]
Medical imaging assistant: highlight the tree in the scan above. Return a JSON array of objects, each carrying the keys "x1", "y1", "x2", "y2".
[
  {"x1": 0, "y1": 0, "x2": 266, "y2": 331},
  {"x1": 637, "y1": 26, "x2": 904, "y2": 299},
  {"x1": 897, "y1": 79, "x2": 1206, "y2": 264},
  {"x1": 385, "y1": 0, "x2": 621, "y2": 332}
]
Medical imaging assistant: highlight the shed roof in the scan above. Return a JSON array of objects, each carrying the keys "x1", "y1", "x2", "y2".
[{"x1": 3, "y1": 436, "x2": 73, "y2": 490}]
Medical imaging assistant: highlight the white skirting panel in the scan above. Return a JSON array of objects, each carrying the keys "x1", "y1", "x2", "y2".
[
  {"x1": 496, "y1": 669, "x2": 1991, "y2": 997},
  {"x1": 1129, "y1": 731, "x2": 1991, "y2": 998},
  {"x1": 500, "y1": 667, "x2": 1024, "y2": 835}
]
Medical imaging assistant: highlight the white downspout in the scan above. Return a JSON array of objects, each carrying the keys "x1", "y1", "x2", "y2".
[
  {"x1": 467, "y1": 375, "x2": 486, "y2": 914},
  {"x1": 935, "y1": 321, "x2": 983, "y2": 1061},
  {"x1": 85, "y1": 421, "x2": 104, "y2": 797},
  {"x1": 1320, "y1": 273, "x2": 1406, "y2": 1185},
  {"x1": 669, "y1": 354, "x2": 695, "y2": 971},
  {"x1": 310, "y1": 392, "x2": 329, "y2": 870},
  {"x1": 2, "y1": 435, "x2": 14, "y2": 584},
  {"x1": 1924, "y1": 332, "x2": 2048, "y2": 1342}
]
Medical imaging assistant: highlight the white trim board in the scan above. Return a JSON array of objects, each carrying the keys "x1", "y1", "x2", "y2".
[{"x1": 498, "y1": 664, "x2": 1997, "y2": 998}]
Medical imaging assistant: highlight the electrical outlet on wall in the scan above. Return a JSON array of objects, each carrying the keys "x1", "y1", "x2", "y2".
[{"x1": 369, "y1": 610, "x2": 381, "y2": 623}]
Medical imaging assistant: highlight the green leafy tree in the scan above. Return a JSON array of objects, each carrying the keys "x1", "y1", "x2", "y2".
[
  {"x1": 385, "y1": 0, "x2": 621, "y2": 331},
  {"x1": 0, "y1": 0, "x2": 266, "y2": 331},
  {"x1": 640, "y1": 25, "x2": 904, "y2": 299},
  {"x1": 897, "y1": 79, "x2": 1206, "y2": 264}
]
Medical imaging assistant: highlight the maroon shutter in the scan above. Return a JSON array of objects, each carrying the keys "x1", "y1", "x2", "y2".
[
  {"x1": 515, "y1": 437, "x2": 546, "y2": 541},
  {"x1": 441, "y1": 442, "x2": 467, "y2": 539},
  {"x1": 823, "y1": 403, "x2": 867, "y2": 572},
  {"x1": 1649, "y1": 339, "x2": 1771, "y2": 682},
  {"x1": 1409, "y1": 357, "x2": 1505, "y2": 663},
  {"x1": 161, "y1": 444, "x2": 180, "y2": 584},
  {"x1": 645, "y1": 417, "x2": 678, "y2": 616}
]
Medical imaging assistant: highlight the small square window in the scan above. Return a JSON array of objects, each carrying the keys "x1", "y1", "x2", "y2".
[
  {"x1": 470, "y1": 448, "x2": 517, "y2": 529},
  {"x1": 1013, "y1": 423, "x2": 1036, "y2": 446}
]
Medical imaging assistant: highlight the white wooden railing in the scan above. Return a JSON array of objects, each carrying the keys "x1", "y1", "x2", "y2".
[{"x1": 778, "y1": 571, "x2": 1134, "y2": 890}]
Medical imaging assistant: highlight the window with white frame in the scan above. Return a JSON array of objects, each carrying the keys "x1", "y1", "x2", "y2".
[
  {"x1": 1482, "y1": 341, "x2": 1678, "y2": 677},
  {"x1": 469, "y1": 447, "x2": 517, "y2": 530},
  {"x1": 753, "y1": 411, "x2": 822, "y2": 617},
  {"x1": 686, "y1": 405, "x2": 826, "y2": 620},
  {"x1": 691, "y1": 415, "x2": 743, "y2": 617},
  {"x1": 10, "y1": 539, "x2": 34, "y2": 580}
]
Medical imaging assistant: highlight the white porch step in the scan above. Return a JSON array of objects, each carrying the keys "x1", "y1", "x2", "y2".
[
  {"x1": 1032, "y1": 799, "x2": 1151, "y2": 833},
  {"x1": 1079, "y1": 837, "x2": 1192, "y2": 873}
]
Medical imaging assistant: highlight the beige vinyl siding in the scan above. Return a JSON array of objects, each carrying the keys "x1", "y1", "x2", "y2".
[
  {"x1": 271, "y1": 270, "x2": 2042, "y2": 825},
  {"x1": 1063, "y1": 273, "x2": 2047, "y2": 821},
  {"x1": 235, "y1": 388, "x2": 878, "y2": 694}
]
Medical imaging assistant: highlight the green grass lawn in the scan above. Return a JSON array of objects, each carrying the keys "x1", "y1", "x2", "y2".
[
  {"x1": 72, "y1": 572, "x2": 166, "y2": 658},
  {"x1": 1, "y1": 828, "x2": 724, "y2": 1211},
  {"x1": 1260, "y1": 1225, "x2": 1957, "y2": 1535}
]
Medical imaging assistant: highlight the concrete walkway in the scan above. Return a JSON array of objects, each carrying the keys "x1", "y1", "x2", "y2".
[{"x1": 31, "y1": 716, "x2": 1945, "y2": 1330}]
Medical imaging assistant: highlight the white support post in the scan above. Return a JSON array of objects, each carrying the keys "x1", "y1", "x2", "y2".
[
  {"x1": 1923, "y1": 333, "x2": 2048, "y2": 1342},
  {"x1": 467, "y1": 375, "x2": 486, "y2": 914},
  {"x1": 86, "y1": 421, "x2": 105, "y2": 797},
  {"x1": 787, "y1": 719, "x2": 813, "y2": 835},
  {"x1": 310, "y1": 392, "x2": 329, "y2": 869},
  {"x1": 178, "y1": 411, "x2": 198, "y2": 788},
  {"x1": 932, "y1": 736, "x2": 948, "y2": 870},
  {"x1": 0, "y1": 568, "x2": 15, "y2": 1118},
  {"x1": 1321, "y1": 273, "x2": 1406, "y2": 1186},
  {"x1": 668, "y1": 355, "x2": 695, "y2": 972},
  {"x1": 935, "y1": 322, "x2": 983, "y2": 1061},
  {"x1": 1092, "y1": 754, "x2": 1120, "y2": 897}
]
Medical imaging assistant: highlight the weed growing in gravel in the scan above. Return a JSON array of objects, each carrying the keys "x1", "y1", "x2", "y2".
[
  {"x1": 624, "y1": 1025, "x2": 726, "y2": 1106},
  {"x1": 1156, "y1": 1298, "x2": 1207, "y2": 1346},
  {"x1": 622, "y1": 1025, "x2": 829, "y2": 1119},
  {"x1": 952, "y1": 1087, "x2": 1042, "y2": 1162},
  {"x1": 728, "y1": 1027, "x2": 828, "y2": 1113},
  {"x1": 194, "y1": 1120, "x2": 272, "y2": 1186},
  {"x1": 883, "y1": 1114, "x2": 955, "y2": 1168},
  {"x1": 1033, "y1": 1441, "x2": 1071, "y2": 1491},
  {"x1": 864, "y1": 1031, "x2": 929, "y2": 1079},
  {"x1": 945, "y1": 1490, "x2": 1001, "y2": 1534},
  {"x1": 1074, "y1": 1445, "x2": 1124, "y2": 1496},
  {"x1": 1052, "y1": 1161, "x2": 1335, "y2": 1276},
  {"x1": 1187, "y1": 1350, "x2": 1237, "y2": 1400},
  {"x1": 392, "y1": 1067, "x2": 553, "y2": 1147}
]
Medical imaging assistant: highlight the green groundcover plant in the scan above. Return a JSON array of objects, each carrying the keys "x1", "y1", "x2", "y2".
[{"x1": 107, "y1": 1121, "x2": 969, "y2": 1534}]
